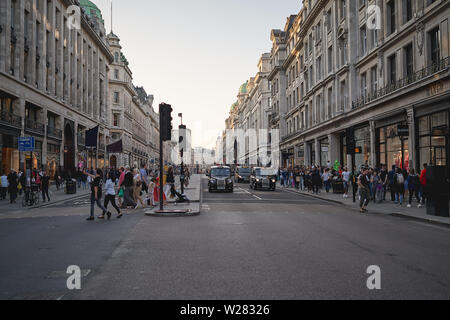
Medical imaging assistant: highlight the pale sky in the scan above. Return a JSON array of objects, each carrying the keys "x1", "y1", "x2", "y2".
[{"x1": 93, "y1": 0, "x2": 301, "y2": 148}]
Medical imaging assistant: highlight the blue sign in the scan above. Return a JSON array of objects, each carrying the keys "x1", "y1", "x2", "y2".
[{"x1": 19, "y1": 137, "x2": 35, "y2": 152}]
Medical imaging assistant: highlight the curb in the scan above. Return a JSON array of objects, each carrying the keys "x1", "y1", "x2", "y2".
[
  {"x1": 281, "y1": 188, "x2": 450, "y2": 228},
  {"x1": 389, "y1": 212, "x2": 450, "y2": 228},
  {"x1": 27, "y1": 192, "x2": 90, "y2": 210},
  {"x1": 144, "y1": 209, "x2": 201, "y2": 217}
]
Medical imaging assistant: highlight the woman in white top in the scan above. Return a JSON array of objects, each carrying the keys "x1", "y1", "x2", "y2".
[{"x1": 103, "y1": 172, "x2": 122, "y2": 218}]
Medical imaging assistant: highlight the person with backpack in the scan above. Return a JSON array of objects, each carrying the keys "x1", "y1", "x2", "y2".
[
  {"x1": 358, "y1": 167, "x2": 371, "y2": 213},
  {"x1": 406, "y1": 169, "x2": 421, "y2": 208},
  {"x1": 394, "y1": 168, "x2": 405, "y2": 207},
  {"x1": 83, "y1": 168, "x2": 111, "y2": 221}
]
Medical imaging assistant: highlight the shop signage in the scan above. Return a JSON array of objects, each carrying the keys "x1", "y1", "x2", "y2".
[
  {"x1": 397, "y1": 125, "x2": 409, "y2": 137},
  {"x1": 19, "y1": 137, "x2": 35, "y2": 152}
]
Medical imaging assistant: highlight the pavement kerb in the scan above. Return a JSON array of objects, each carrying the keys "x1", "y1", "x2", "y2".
[
  {"x1": 144, "y1": 175, "x2": 203, "y2": 217},
  {"x1": 389, "y1": 212, "x2": 450, "y2": 229},
  {"x1": 26, "y1": 191, "x2": 90, "y2": 210},
  {"x1": 280, "y1": 187, "x2": 450, "y2": 228}
]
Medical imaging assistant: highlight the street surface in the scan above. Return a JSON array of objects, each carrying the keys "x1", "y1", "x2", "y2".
[{"x1": 0, "y1": 177, "x2": 450, "y2": 299}]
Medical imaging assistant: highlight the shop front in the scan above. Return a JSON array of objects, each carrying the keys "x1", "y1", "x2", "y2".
[
  {"x1": 319, "y1": 137, "x2": 329, "y2": 167},
  {"x1": 308, "y1": 141, "x2": 316, "y2": 165},
  {"x1": 46, "y1": 143, "x2": 60, "y2": 179},
  {"x1": 377, "y1": 122, "x2": 410, "y2": 171},
  {"x1": 0, "y1": 135, "x2": 19, "y2": 174},
  {"x1": 297, "y1": 144, "x2": 305, "y2": 166},
  {"x1": 417, "y1": 109, "x2": 449, "y2": 170},
  {"x1": 353, "y1": 125, "x2": 371, "y2": 169}
]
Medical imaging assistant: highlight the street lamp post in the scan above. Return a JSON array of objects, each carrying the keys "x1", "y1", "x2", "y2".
[{"x1": 178, "y1": 113, "x2": 185, "y2": 195}]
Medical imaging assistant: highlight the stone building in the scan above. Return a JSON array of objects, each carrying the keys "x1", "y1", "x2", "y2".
[
  {"x1": 270, "y1": 0, "x2": 449, "y2": 173},
  {"x1": 107, "y1": 32, "x2": 158, "y2": 169},
  {"x1": 0, "y1": 0, "x2": 112, "y2": 177},
  {"x1": 222, "y1": 53, "x2": 272, "y2": 166}
]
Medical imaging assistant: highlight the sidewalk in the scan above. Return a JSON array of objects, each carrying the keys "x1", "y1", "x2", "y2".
[
  {"x1": 0, "y1": 184, "x2": 91, "y2": 213},
  {"x1": 144, "y1": 174, "x2": 202, "y2": 216},
  {"x1": 278, "y1": 183, "x2": 450, "y2": 228}
]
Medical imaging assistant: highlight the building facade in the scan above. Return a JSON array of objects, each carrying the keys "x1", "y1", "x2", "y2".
[
  {"x1": 0, "y1": 0, "x2": 112, "y2": 177},
  {"x1": 223, "y1": 0, "x2": 450, "y2": 175}
]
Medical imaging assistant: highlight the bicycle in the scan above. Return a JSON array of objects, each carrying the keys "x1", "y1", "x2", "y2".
[{"x1": 22, "y1": 185, "x2": 41, "y2": 207}]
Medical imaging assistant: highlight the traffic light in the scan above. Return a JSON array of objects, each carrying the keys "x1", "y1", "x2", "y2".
[{"x1": 159, "y1": 103, "x2": 173, "y2": 141}]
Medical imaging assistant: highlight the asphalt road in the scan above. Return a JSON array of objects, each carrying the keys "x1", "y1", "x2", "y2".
[{"x1": 0, "y1": 177, "x2": 450, "y2": 299}]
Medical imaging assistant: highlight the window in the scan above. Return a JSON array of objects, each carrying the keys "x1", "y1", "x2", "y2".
[
  {"x1": 404, "y1": 43, "x2": 413, "y2": 78},
  {"x1": 114, "y1": 69, "x2": 119, "y2": 79},
  {"x1": 113, "y1": 91, "x2": 119, "y2": 104},
  {"x1": 327, "y1": 87, "x2": 333, "y2": 119},
  {"x1": 428, "y1": 27, "x2": 440, "y2": 66},
  {"x1": 361, "y1": 73, "x2": 367, "y2": 99},
  {"x1": 360, "y1": 26, "x2": 367, "y2": 56},
  {"x1": 316, "y1": 56, "x2": 322, "y2": 81},
  {"x1": 316, "y1": 22, "x2": 322, "y2": 41},
  {"x1": 371, "y1": 66, "x2": 378, "y2": 95},
  {"x1": 326, "y1": 9, "x2": 332, "y2": 32},
  {"x1": 113, "y1": 113, "x2": 119, "y2": 127},
  {"x1": 388, "y1": 54, "x2": 396, "y2": 84},
  {"x1": 340, "y1": 0, "x2": 346, "y2": 21},
  {"x1": 328, "y1": 46, "x2": 333, "y2": 73},
  {"x1": 402, "y1": 0, "x2": 412, "y2": 24},
  {"x1": 387, "y1": 0, "x2": 396, "y2": 35},
  {"x1": 371, "y1": 28, "x2": 378, "y2": 50},
  {"x1": 340, "y1": 80, "x2": 347, "y2": 110},
  {"x1": 114, "y1": 52, "x2": 119, "y2": 63}
]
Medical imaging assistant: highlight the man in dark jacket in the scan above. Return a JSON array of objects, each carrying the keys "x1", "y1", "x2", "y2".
[
  {"x1": 41, "y1": 171, "x2": 51, "y2": 202},
  {"x1": 7, "y1": 170, "x2": 18, "y2": 204},
  {"x1": 120, "y1": 166, "x2": 136, "y2": 209}
]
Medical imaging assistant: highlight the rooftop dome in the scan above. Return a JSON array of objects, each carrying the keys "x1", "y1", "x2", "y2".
[
  {"x1": 79, "y1": 0, "x2": 104, "y2": 24},
  {"x1": 239, "y1": 81, "x2": 248, "y2": 94},
  {"x1": 230, "y1": 102, "x2": 238, "y2": 112}
]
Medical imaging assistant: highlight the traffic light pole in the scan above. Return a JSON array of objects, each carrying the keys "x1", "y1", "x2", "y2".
[{"x1": 159, "y1": 131, "x2": 164, "y2": 211}]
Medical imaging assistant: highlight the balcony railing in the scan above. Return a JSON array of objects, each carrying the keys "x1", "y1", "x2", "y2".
[
  {"x1": 353, "y1": 56, "x2": 450, "y2": 109},
  {"x1": 25, "y1": 119, "x2": 45, "y2": 135},
  {"x1": 0, "y1": 111, "x2": 22, "y2": 128},
  {"x1": 47, "y1": 126, "x2": 62, "y2": 140}
]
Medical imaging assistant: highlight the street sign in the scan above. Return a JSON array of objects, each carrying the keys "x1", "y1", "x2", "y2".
[{"x1": 19, "y1": 137, "x2": 35, "y2": 152}]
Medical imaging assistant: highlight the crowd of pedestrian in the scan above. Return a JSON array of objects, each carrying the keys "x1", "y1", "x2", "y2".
[
  {"x1": 277, "y1": 162, "x2": 429, "y2": 214},
  {"x1": 81, "y1": 164, "x2": 191, "y2": 221},
  {"x1": 0, "y1": 168, "x2": 53, "y2": 204}
]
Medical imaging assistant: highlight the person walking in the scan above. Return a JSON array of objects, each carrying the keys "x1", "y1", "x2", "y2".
[
  {"x1": 372, "y1": 170, "x2": 383, "y2": 204},
  {"x1": 120, "y1": 166, "x2": 136, "y2": 209},
  {"x1": 358, "y1": 167, "x2": 370, "y2": 213},
  {"x1": 133, "y1": 168, "x2": 146, "y2": 209},
  {"x1": 312, "y1": 167, "x2": 321, "y2": 194},
  {"x1": 342, "y1": 167, "x2": 350, "y2": 198},
  {"x1": 41, "y1": 171, "x2": 51, "y2": 203},
  {"x1": 7, "y1": 170, "x2": 18, "y2": 204},
  {"x1": 388, "y1": 165, "x2": 396, "y2": 202},
  {"x1": 394, "y1": 168, "x2": 405, "y2": 207},
  {"x1": 104, "y1": 172, "x2": 122, "y2": 218},
  {"x1": 419, "y1": 164, "x2": 427, "y2": 208},
  {"x1": 1, "y1": 172, "x2": 8, "y2": 200},
  {"x1": 406, "y1": 169, "x2": 421, "y2": 208},
  {"x1": 84, "y1": 169, "x2": 111, "y2": 221},
  {"x1": 322, "y1": 168, "x2": 331, "y2": 193}
]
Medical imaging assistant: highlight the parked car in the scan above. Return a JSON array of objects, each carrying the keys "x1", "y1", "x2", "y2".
[
  {"x1": 208, "y1": 166, "x2": 234, "y2": 193},
  {"x1": 235, "y1": 167, "x2": 251, "y2": 183},
  {"x1": 250, "y1": 168, "x2": 277, "y2": 191}
]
